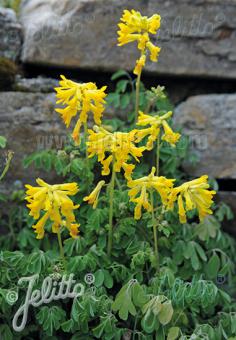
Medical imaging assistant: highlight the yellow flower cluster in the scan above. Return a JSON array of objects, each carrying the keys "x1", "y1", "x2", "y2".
[
  {"x1": 136, "y1": 111, "x2": 181, "y2": 149},
  {"x1": 55, "y1": 75, "x2": 107, "y2": 144},
  {"x1": 117, "y1": 9, "x2": 161, "y2": 75},
  {"x1": 168, "y1": 176, "x2": 216, "y2": 223},
  {"x1": 86, "y1": 126, "x2": 145, "y2": 180},
  {"x1": 25, "y1": 179, "x2": 80, "y2": 239},
  {"x1": 128, "y1": 167, "x2": 174, "y2": 220},
  {"x1": 128, "y1": 169, "x2": 216, "y2": 223}
]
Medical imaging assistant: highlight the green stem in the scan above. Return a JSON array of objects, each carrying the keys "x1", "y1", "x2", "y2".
[
  {"x1": 107, "y1": 163, "x2": 116, "y2": 257},
  {"x1": 135, "y1": 70, "x2": 142, "y2": 123},
  {"x1": 156, "y1": 135, "x2": 160, "y2": 176},
  {"x1": 84, "y1": 122, "x2": 89, "y2": 160},
  {"x1": 150, "y1": 191, "x2": 159, "y2": 272},
  {"x1": 173, "y1": 310, "x2": 184, "y2": 326},
  {"x1": 145, "y1": 98, "x2": 155, "y2": 114},
  {"x1": 132, "y1": 312, "x2": 139, "y2": 340},
  {"x1": 115, "y1": 175, "x2": 122, "y2": 190},
  {"x1": 0, "y1": 151, "x2": 13, "y2": 182},
  {"x1": 57, "y1": 229, "x2": 67, "y2": 270}
]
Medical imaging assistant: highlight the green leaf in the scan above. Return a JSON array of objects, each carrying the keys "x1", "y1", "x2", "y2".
[
  {"x1": 112, "y1": 281, "x2": 137, "y2": 320},
  {"x1": 195, "y1": 216, "x2": 219, "y2": 241},
  {"x1": 141, "y1": 309, "x2": 157, "y2": 333},
  {"x1": 116, "y1": 80, "x2": 129, "y2": 93},
  {"x1": 206, "y1": 253, "x2": 221, "y2": 279},
  {"x1": 42, "y1": 152, "x2": 53, "y2": 171},
  {"x1": 111, "y1": 70, "x2": 129, "y2": 81},
  {"x1": 64, "y1": 237, "x2": 85, "y2": 256},
  {"x1": 183, "y1": 242, "x2": 192, "y2": 260},
  {"x1": 106, "y1": 93, "x2": 120, "y2": 108},
  {"x1": 23, "y1": 153, "x2": 37, "y2": 168},
  {"x1": 190, "y1": 245, "x2": 201, "y2": 271},
  {"x1": 104, "y1": 270, "x2": 114, "y2": 289},
  {"x1": 158, "y1": 301, "x2": 173, "y2": 325},
  {"x1": 71, "y1": 158, "x2": 84, "y2": 175},
  {"x1": 120, "y1": 93, "x2": 130, "y2": 109},
  {"x1": 219, "y1": 262, "x2": 229, "y2": 276},
  {"x1": 167, "y1": 327, "x2": 180, "y2": 340},
  {"x1": 93, "y1": 315, "x2": 116, "y2": 338},
  {"x1": 132, "y1": 282, "x2": 148, "y2": 307},
  {"x1": 87, "y1": 208, "x2": 108, "y2": 229},
  {"x1": 194, "y1": 242, "x2": 207, "y2": 262},
  {"x1": 0, "y1": 136, "x2": 7, "y2": 148},
  {"x1": 94, "y1": 269, "x2": 105, "y2": 287},
  {"x1": 27, "y1": 250, "x2": 47, "y2": 274},
  {"x1": 61, "y1": 319, "x2": 74, "y2": 332},
  {"x1": 216, "y1": 202, "x2": 234, "y2": 221},
  {"x1": 36, "y1": 306, "x2": 66, "y2": 336}
]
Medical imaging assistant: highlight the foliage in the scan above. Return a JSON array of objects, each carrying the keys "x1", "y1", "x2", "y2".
[{"x1": 0, "y1": 78, "x2": 235, "y2": 338}]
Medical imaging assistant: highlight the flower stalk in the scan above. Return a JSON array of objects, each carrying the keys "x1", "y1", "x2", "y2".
[
  {"x1": 57, "y1": 229, "x2": 67, "y2": 271},
  {"x1": 84, "y1": 122, "x2": 88, "y2": 160},
  {"x1": 156, "y1": 135, "x2": 161, "y2": 176},
  {"x1": 107, "y1": 162, "x2": 116, "y2": 257},
  {"x1": 135, "y1": 63, "x2": 142, "y2": 123},
  {"x1": 0, "y1": 151, "x2": 13, "y2": 182},
  {"x1": 150, "y1": 190, "x2": 159, "y2": 272}
]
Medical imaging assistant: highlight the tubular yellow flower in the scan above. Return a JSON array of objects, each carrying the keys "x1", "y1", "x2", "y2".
[
  {"x1": 168, "y1": 175, "x2": 216, "y2": 223},
  {"x1": 134, "y1": 55, "x2": 146, "y2": 76},
  {"x1": 136, "y1": 111, "x2": 181, "y2": 149},
  {"x1": 69, "y1": 224, "x2": 80, "y2": 238},
  {"x1": 128, "y1": 167, "x2": 175, "y2": 220},
  {"x1": 117, "y1": 9, "x2": 161, "y2": 63},
  {"x1": 55, "y1": 75, "x2": 107, "y2": 144},
  {"x1": 25, "y1": 179, "x2": 80, "y2": 239},
  {"x1": 84, "y1": 180, "x2": 106, "y2": 209},
  {"x1": 146, "y1": 41, "x2": 161, "y2": 62},
  {"x1": 162, "y1": 120, "x2": 181, "y2": 147},
  {"x1": 136, "y1": 125, "x2": 160, "y2": 151},
  {"x1": 87, "y1": 126, "x2": 145, "y2": 180}
]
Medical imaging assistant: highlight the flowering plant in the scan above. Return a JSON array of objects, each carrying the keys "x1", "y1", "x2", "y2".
[{"x1": 0, "y1": 8, "x2": 235, "y2": 340}]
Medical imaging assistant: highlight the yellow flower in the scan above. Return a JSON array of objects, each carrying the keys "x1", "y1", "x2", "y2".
[
  {"x1": 55, "y1": 75, "x2": 107, "y2": 144},
  {"x1": 25, "y1": 179, "x2": 80, "y2": 239},
  {"x1": 84, "y1": 180, "x2": 105, "y2": 209},
  {"x1": 146, "y1": 41, "x2": 161, "y2": 62},
  {"x1": 134, "y1": 55, "x2": 146, "y2": 76},
  {"x1": 168, "y1": 175, "x2": 216, "y2": 223},
  {"x1": 128, "y1": 167, "x2": 175, "y2": 219},
  {"x1": 162, "y1": 120, "x2": 181, "y2": 147},
  {"x1": 117, "y1": 9, "x2": 161, "y2": 71},
  {"x1": 87, "y1": 126, "x2": 145, "y2": 180},
  {"x1": 136, "y1": 111, "x2": 181, "y2": 149},
  {"x1": 136, "y1": 125, "x2": 160, "y2": 151},
  {"x1": 68, "y1": 223, "x2": 80, "y2": 239}
]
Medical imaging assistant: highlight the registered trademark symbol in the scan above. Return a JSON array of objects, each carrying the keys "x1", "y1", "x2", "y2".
[{"x1": 84, "y1": 273, "x2": 95, "y2": 285}]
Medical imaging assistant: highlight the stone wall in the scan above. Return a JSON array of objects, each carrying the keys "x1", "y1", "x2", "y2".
[
  {"x1": 0, "y1": 0, "x2": 236, "y2": 230},
  {"x1": 20, "y1": 0, "x2": 236, "y2": 78}
]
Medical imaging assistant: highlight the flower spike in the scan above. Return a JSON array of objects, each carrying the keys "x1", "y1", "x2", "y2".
[{"x1": 25, "y1": 179, "x2": 80, "y2": 239}]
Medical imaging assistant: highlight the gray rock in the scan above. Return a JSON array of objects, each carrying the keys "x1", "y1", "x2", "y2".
[
  {"x1": 174, "y1": 94, "x2": 236, "y2": 179},
  {"x1": 0, "y1": 91, "x2": 66, "y2": 189},
  {"x1": 20, "y1": 0, "x2": 236, "y2": 78},
  {"x1": 14, "y1": 75, "x2": 59, "y2": 93},
  {"x1": 0, "y1": 7, "x2": 22, "y2": 61}
]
